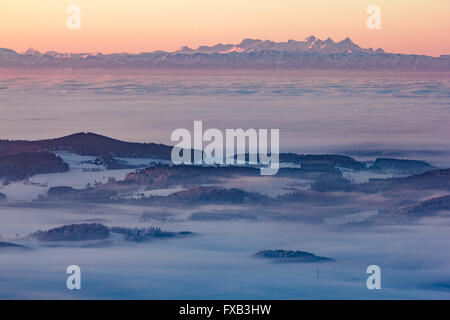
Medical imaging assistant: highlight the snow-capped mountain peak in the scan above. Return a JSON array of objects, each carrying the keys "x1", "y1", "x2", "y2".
[
  {"x1": 176, "y1": 36, "x2": 373, "y2": 54},
  {"x1": 0, "y1": 37, "x2": 447, "y2": 71}
]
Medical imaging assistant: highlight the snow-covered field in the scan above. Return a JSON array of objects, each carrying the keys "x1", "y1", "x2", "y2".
[
  {"x1": 0, "y1": 151, "x2": 414, "y2": 202},
  {"x1": 0, "y1": 152, "x2": 137, "y2": 202}
]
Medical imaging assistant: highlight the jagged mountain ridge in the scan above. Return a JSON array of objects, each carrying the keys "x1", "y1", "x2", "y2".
[
  {"x1": 177, "y1": 36, "x2": 382, "y2": 54},
  {"x1": 0, "y1": 132, "x2": 173, "y2": 159},
  {"x1": 1, "y1": 36, "x2": 449, "y2": 70}
]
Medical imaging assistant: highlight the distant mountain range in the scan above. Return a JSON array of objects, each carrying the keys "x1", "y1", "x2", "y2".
[
  {"x1": 176, "y1": 36, "x2": 382, "y2": 55},
  {"x1": 1, "y1": 36, "x2": 449, "y2": 71}
]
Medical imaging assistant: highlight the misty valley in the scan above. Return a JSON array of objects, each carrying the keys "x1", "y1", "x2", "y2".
[{"x1": 0, "y1": 131, "x2": 449, "y2": 299}]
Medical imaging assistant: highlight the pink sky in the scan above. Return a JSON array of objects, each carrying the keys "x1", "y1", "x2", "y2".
[{"x1": 1, "y1": 0, "x2": 449, "y2": 56}]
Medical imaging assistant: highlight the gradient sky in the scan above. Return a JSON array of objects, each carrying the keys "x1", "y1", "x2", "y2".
[{"x1": 1, "y1": 0, "x2": 449, "y2": 56}]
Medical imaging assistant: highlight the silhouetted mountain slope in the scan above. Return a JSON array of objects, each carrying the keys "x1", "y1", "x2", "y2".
[
  {"x1": 370, "y1": 158, "x2": 434, "y2": 174},
  {"x1": 33, "y1": 223, "x2": 110, "y2": 241},
  {"x1": 0, "y1": 132, "x2": 173, "y2": 159},
  {"x1": 46, "y1": 185, "x2": 117, "y2": 202},
  {"x1": 0, "y1": 152, "x2": 68, "y2": 182},
  {"x1": 109, "y1": 226, "x2": 193, "y2": 242},
  {"x1": 391, "y1": 195, "x2": 450, "y2": 218},
  {"x1": 0, "y1": 143, "x2": 43, "y2": 156},
  {"x1": 147, "y1": 186, "x2": 271, "y2": 205},
  {"x1": 29, "y1": 223, "x2": 193, "y2": 244},
  {"x1": 309, "y1": 168, "x2": 450, "y2": 193},
  {"x1": 280, "y1": 153, "x2": 365, "y2": 170}
]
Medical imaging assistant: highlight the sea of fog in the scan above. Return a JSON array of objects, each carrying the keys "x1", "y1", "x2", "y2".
[
  {"x1": 0, "y1": 205, "x2": 449, "y2": 299},
  {"x1": 0, "y1": 72, "x2": 449, "y2": 299},
  {"x1": 0, "y1": 72, "x2": 449, "y2": 165}
]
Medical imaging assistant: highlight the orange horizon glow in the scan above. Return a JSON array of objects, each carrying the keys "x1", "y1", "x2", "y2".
[{"x1": 1, "y1": 0, "x2": 449, "y2": 57}]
